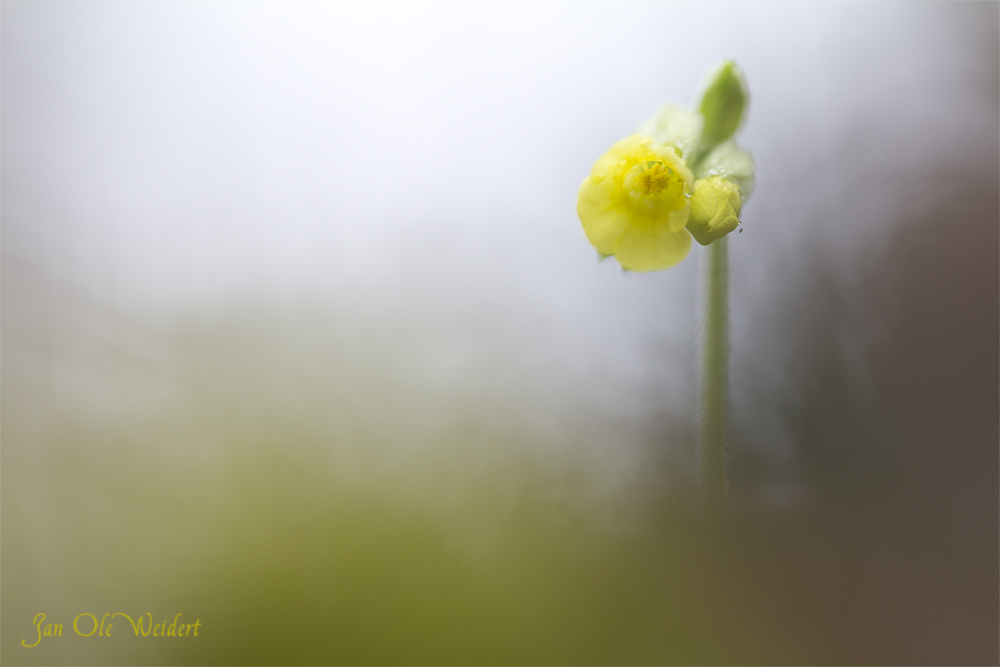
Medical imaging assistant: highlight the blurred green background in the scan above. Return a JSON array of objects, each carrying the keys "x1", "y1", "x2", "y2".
[{"x1": 2, "y1": 2, "x2": 997, "y2": 664}]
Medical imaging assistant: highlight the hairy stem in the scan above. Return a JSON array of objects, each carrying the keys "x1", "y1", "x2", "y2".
[{"x1": 701, "y1": 236, "x2": 729, "y2": 516}]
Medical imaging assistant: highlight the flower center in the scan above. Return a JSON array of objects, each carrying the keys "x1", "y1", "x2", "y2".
[
  {"x1": 628, "y1": 161, "x2": 672, "y2": 194},
  {"x1": 623, "y1": 160, "x2": 685, "y2": 211}
]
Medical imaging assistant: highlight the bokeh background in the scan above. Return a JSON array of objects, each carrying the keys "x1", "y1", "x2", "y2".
[{"x1": 2, "y1": 2, "x2": 997, "y2": 664}]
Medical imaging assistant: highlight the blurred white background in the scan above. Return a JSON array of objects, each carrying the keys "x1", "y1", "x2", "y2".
[{"x1": 5, "y1": 1, "x2": 995, "y2": 469}]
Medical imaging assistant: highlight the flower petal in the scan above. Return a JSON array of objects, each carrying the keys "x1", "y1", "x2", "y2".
[
  {"x1": 577, "y1": 175, "x2": 628, "y2": 255},
  {"x1": 613, "y1": 224, "x2": 692, "y2": 272},
  {"x1": 666, "y1": 206, "x2": 691, "y2": 233}
]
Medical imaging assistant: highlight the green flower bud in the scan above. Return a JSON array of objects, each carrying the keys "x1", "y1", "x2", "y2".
[
  {"x1": 697, "y1": 140, "x2": 755, "y2": 201},
  {"x1": 696, "y1": 60, "x2": 749, "y2": 154},
  {"x1": 686, "y1": 176, "x2": 741, "y2": 246},
  {"x1": 635, "y1": 104, "x2": 704, "y2": 162}
]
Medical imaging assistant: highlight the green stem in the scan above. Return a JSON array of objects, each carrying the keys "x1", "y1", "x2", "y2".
[{"x1": 701, "y1": 236, "x2": 729, "y2": 516}]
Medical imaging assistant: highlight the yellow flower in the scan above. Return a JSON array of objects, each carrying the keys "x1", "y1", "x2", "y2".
[
  {"x1": 687, "y1": 176, "x2": 741, "y2": 246},
  {"x1": 577, "y1": 61, "x2": 754, "y2": 272},
  {"x1": 576, "y1": 135, "x2": 695, "y2": 272}
]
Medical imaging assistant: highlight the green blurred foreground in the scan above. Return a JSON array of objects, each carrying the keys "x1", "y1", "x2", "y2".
[
  {"x1": 0, "y1": 387, "x2": 894, "y2": 666},
  {"x1": 1, "y1": 282, "x2": 773, "y2": 664}
]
